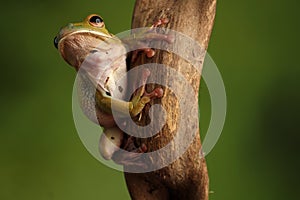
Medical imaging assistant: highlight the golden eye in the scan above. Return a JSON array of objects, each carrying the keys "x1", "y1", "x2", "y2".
[{"x1": 89, "y1": 15, "x2": 104, "y2": 27}]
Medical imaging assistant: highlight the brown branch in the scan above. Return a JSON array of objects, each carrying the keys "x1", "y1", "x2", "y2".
[{"x1": 125, "y1": 0, "x2": 216, "y2": 199}]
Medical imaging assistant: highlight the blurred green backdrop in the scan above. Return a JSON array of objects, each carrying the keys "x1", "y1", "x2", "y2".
[{"x1": 1, "y1": 0, "x2": 299, "y2": 199}]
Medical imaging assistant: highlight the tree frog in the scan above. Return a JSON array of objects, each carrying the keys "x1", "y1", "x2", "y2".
[{"x1": 54, "y1": 14, "x2": 168, "y2": 166}]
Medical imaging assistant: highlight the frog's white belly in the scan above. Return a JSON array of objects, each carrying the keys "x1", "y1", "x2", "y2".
[
  {"x1": 77, "y1": 39, "x2": 128, "y2": 126},
  {"x1": 80, "y1": 38, "x2": 128, "y2": 100}
]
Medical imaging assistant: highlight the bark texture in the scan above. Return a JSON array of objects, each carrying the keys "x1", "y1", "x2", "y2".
[{"x1": 125, "y1": 0, "x2": 216, "y2": 199}]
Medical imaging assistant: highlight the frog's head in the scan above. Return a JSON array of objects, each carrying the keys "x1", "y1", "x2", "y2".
[{"x1": 54, "y1": 14, "x2": 112, "y2": 70}]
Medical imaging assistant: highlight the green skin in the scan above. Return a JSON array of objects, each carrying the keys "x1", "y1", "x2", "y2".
[{"x1": 54, "y1": 14, "x2": 163, "y2": 163}]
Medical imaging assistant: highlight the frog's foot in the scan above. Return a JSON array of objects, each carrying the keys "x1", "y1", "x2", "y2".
[
  {"x1": 130, "y1": 68, "x2": 164, "y2": 117},
  {"x1": 122, "y1": 136, "x2": 147, "y2": 152},
  {"x1": 131, "y1": 18, "x2": 174, "y2": 62},
  {"x1": 144, "y1": 87, "x2": 164, "y2": 99},
  {"x1": 134, "y1": 68, "x2": 163, "y2": 98},
  {"x1": 144, "y1": 17, "x2": 174, "y2": 43},
  {"x1": 139, "y1": 69, "x2": 164, "y2": 99},
  {"x1": 131, "y1": 46, "x2": 155, "y2": 63},
  {"x1": 111, "y1": 136, "x2": 148, "y2": 168}
]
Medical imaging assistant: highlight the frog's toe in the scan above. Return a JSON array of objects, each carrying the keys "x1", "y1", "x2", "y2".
[{"x1": 144, "y1": 87, "x2": 164, "y2": 99}]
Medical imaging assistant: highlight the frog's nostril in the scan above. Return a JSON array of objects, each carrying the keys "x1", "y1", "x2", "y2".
[{"x1": 54, "y1": 36, "x2": 58, "y2": 49}]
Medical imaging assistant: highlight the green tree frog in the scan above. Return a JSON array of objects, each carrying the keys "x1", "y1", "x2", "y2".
[{"x1": 54, "y1": 14, "x2": 169, "y2": 166}]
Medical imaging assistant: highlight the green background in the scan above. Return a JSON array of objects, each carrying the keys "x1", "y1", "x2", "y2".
[{"x1": 1, "y1": 0, "x2": 299, "y2": 199}]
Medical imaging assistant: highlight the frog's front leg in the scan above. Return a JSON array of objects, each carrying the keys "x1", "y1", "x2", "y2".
[
  {"x1": 94, "y1": 70, "x2": 163, "y2": 118},
  {"x1": 130, "y1": 68, "x2": 164, "y2": 117},
  {"x1": 128, "y1": 18, "x2": 174, "y2": 62}
]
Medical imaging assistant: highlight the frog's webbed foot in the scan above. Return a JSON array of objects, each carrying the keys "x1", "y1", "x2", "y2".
[
  {"x1": 130, "y1": 18, "x2": 174, "y2": 62},
  {"x1": 112, "y1": 136, "x2": 148, "y2": 168}
]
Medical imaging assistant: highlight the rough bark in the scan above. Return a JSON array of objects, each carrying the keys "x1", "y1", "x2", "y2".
[{"x1": 125, "y1": 0, "x2": 216, "y2": 199}]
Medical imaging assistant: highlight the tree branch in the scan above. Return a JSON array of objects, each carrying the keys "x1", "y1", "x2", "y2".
[{"x1": 125, "y1": 0, "x2": 216, "y2": 199}]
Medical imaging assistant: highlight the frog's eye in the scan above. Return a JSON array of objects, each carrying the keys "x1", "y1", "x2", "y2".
[
  {"x1": 89, "y1": 15, "x2": 104, "y2": 27},
  {"x1": 54, "y1": 36, "x2": 58, "y2": 49}
]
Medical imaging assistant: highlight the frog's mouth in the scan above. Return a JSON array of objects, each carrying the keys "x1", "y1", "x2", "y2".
[
  {"x1": 55, "y1": 29, "x2": 112, "y2": 49},
  {"x1": 59, "y1": 29, "x2": 112, "y2": 42}
]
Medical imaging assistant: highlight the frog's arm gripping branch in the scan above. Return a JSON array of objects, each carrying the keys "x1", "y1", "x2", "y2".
[{"x1": 94, "y1": 75, "x2": 163, "y2": 118}]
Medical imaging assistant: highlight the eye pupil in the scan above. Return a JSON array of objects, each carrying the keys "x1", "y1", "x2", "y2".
[
  {"x1": 54, "y1": 36, "x2": 58, "y2": 49},
  {"x1": 90, "y1": 15, "x2": 103, "y2": 24}
]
